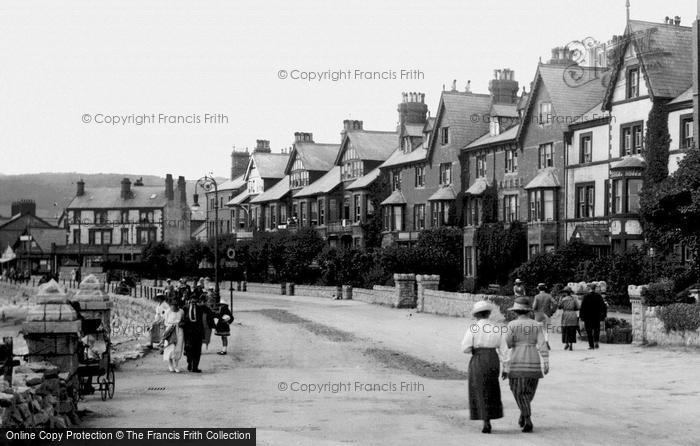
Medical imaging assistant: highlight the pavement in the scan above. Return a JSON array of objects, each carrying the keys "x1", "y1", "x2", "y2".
[{"x1": 76, "y1": 290, "x2": 700, "y2": 445}]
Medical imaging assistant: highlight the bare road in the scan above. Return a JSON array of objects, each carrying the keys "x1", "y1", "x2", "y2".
[{"x1": 81, "y1": 292, "x2": 700, "y2": 446}]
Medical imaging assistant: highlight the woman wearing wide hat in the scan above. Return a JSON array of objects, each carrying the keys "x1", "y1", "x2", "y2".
[
  {"x1": 558, "y1": 287, "x2": 579, "y2": 350},
  {"x1": 460, "y1": 301, "x2": 507, "y2": 434},
  {"x1": 503, "y1": 296, "x2": 550, "y2": 433}
]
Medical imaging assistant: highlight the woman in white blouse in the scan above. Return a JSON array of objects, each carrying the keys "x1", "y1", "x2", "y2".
[
  {"x1": 461, "y1": 301, "x2": 508, "y2": 434},
  {"x1": 162, "y1": 301, "x2": 185, "y2": 373}
]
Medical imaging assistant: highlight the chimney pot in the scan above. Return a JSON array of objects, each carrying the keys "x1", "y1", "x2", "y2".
[
  {"x1": 177, "y1": 176, "x2": 186, "y2": 204},
  {"x1": 165, "y1": 174, "x2": 174, "y2": 201},
  {"x1": 451, "y1": 80, "x2": 457, "y2": 91},
  {"x1": 674, "y1": 16, "x2": 680, "y2": 25}
]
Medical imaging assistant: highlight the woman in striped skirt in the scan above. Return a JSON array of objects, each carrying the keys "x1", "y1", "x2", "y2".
[
  {"x1": 461, "y1": 301, "x2": 507, "y2": 434},
  {"x1": 502, "y1": 297, "x2": 550, "y2": 433}
]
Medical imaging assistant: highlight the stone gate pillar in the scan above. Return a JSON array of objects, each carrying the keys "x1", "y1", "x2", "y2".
[
  {"x1": 416, "y1": 275, "x2": 440, "y2": 312},
  {"x1": 628, "y1": 285, "x2": 647, "y2": 346},
  {"x1": 72, "y1": 274, "x2": 112, "y2": 335},
  {"x1": 393, "y1": 274, "x2": 416, "y2": 308},
  {"x1": 22, "y1": 280, "x2": 81, "y2": 375}
]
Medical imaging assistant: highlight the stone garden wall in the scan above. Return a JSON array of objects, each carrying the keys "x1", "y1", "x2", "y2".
[
  {"x1": 421, "y1": 289, "x2": 506, "y2": 320},
  {"x1": 629, "y1": 285, "x2": 700, "y2": 347},
  {"x1": 294, "y1": 285, "x2": 339, "y2": 299},
  {"x1": 352, "y1": 287, "x2": 395, "y2": 307}
]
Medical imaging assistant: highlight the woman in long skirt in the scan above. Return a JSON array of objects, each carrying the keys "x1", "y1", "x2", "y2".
[
  {"x1": 461, "y1": 301, "x2": 507, "y2": 434},
  {"x1": 503, "y1": 297, "x2": 549, "y2": 433},
  {"x1": 214, "y1": 301, "x2": 234, "y2": 355},
  {"x1": 558, "y1": 287, "x2": 579, "y2": 350},
  {"x1": 162, "y1": 301, "x2": 184, "y2": 373}
]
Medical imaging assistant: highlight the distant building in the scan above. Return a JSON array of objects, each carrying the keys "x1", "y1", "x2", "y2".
[
  {"x1": 57, "y1": 175, "x2": 190, "y2": 269},
  {"x1": 0, "y1": 200, "x2": 66, "y2": 275}
]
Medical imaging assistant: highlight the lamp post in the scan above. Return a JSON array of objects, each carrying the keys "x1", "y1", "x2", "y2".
[{"x1": 192, "y1": 175, "x2": 220, "y2": 297}]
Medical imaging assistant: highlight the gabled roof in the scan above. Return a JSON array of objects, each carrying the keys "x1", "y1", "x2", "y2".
[
  {"x1": 335, "y1": 130, "x2": 398, "y2": 165},
  {"x1": 218, "y1": 175, "x2": 246, "y2": 192},
  {"x1": 603, "y1": 20, "x2": 693, "y2": 109},
  {"x1": 465, "y1": 124, "x2": 520, "y2": 150},
  {"x1": 427, "y1": 91, "x2": 492, "y2": 160},
  {"x1": 250, "y1": 175, "x2": 291, "y2": 204},
  {"x1": 517, "y1": 63, "x2": 608, "y2": 140},
  {"x1": 379, "y1": 146, "x2": 427, "y2": 169},
  {"x1": 428, "y1": 185, "x2": 457, "y2": 201},
  {"x1": 0, "y1": 212, "x2": 56, "y2": 231},
  {"x1": 524, "y1": 168, "x2": 560, "y2": 189},
  {"x1": 346, "y1": 167, "x2": 381, "y2": 191},
  {"x1": 246, "y1": 153, "x2": 288, "y2": 180},
  {"x1": 380, "y1": 190, "x2": 406, "y2": 206},
  {"x1": 284, "y1": 142, "x2": 340, "y2": 174},
  {"x1": 294, "y1": 166, "x2": 342, "y2": 198},
  {"x1": 67, "y1": 186, "x2": 167, "y2": 209}
]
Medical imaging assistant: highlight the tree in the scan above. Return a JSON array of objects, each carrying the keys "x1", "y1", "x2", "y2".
[
  {"x1": 141, "y1": 241, "x2": 170, "y2": 278},
  {"x1": 361, "y1": 171, "x2": 391, "y2": 248}
]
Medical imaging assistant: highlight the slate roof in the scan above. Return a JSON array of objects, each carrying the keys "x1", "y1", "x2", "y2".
[
  {"x1": 335, "y1": 130, "x2": 398, "y2": 164},
  {"x1": 427, "y1": 91, "x2": 492, "y2": 160},
  {"x1": 524, "y1": 168, "x2": 561, "y2": 189},
  {"x1": 226, "y1": 190, "x2": 252, "y2": 206},
  {"x1": 250, "y1": 176, "x2": 291, "y2": 204},
  {"x1": 380, "y1": 190, "x2": 407, "y2": 205},
  {"x1": 465, "y1": 124, "x2": 520, "y2": 150},
  {"x1": 218, "y1": 175, "x2": 246, "y2": 192},
  {"x1": 404, "y1": 124, "x2": 424, "y2": 137},
  {"x1": 571, "y1": 224, "x2": 610, "y2": 246},
  {"x1": 465, "y1": 178, "x2": 491, "y2": 195},
  {"x1": 248, "y1": 153, "x2": 288, "y2": 180},
  {"x1": 294, "y1": 166, "x2": 342, "y2": 198},
  {"x1": 491, "y1": 103, "x2": 519, "y2": 118},
  {"x1": 379, "y1": 146, "x2": 427, "y2": 169},
  {"x1": 67, "y1": 186, "x2": 167, "y2": 209},
  {"x1": 603, "y1": 20, "x2": 693, "y2": 109},
  {"x1": 669, "y1": 86, "x2": 693, "y2": 104},
  {"x1": 346, "y1": 167, "x2": 381, "y2": 191},
  {"x1": 285, "y1": 142, "x2": 340, "y2": 174},
  {"x1": 428, "y1": 185, "x2": 457, "y2": 201}
]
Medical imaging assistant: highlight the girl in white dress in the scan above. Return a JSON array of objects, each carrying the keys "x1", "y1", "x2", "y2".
[{"x1": 162, "y1": 301, "x2": 184, "y2": 373}]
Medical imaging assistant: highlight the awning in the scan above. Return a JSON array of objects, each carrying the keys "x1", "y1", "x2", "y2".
[
  {"x1": 571, "y1": 225, "x2": 610, "y2": 246},
  {"x1": 524, "y1": 168, "x2": 560, "y2": 190},
  {"x1": 380, "y1": 190, "x2": 407, "y2": 206},
  {"x1": 465, "y1": 178, "x2": 490, "y2": 195},
  {"x1": 610, "y1": 156, "x2": 645, "y2": 171},
  {"x1": 227, "y1": 190, "x2": 252, "y2": 206},
  {"x1": 428, "y1": 185, "x2": 457, "y2": 201}
]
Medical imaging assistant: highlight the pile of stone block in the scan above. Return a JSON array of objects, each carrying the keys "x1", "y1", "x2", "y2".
[{"x1": 0, "y1": 361, "x2": 79, "y2": 428}]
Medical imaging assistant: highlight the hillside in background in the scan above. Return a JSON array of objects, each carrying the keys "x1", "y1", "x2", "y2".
[{"x1": 0, "y1": 173, "x2": 207, "y2": 220}]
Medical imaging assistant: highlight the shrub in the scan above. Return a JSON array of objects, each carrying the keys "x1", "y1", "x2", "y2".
[
  {"x1": 656, "y1": 303, "x2": 700, "y2": 333},
  {"x1": 641, "y1": 280, "x2": 695, "y2": 306},
  {"x1": 486, "y1": 295, "x2": 517, "y2": 322}
]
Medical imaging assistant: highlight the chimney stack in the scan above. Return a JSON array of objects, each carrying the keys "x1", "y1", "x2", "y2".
[
  {"x1": 76, "y1": 179, "x2": 85, "y2": 197},
  {"x1": 165, "y1": 174, "x2": 174, "y2": 201},
  {"x1": 11, "y1": 199, "x2": 36, "y2": 217},
  {"x1": 177, "y1": 176, "x2": 187, "y2": 204},
  {"x1": 489, "y1": 68, "x2": 519, "y2": 104},
  {"x1": 120, "y1": 178, "x2": 132, "y2": 200},
  {"x1": 674, "y1": 16, "x2": 681, "y2": 26},
  {"x1": 254, "y1": 139, "x2": 271, "y2": 153},
  {"x1": 294, "y1": 132, "x2": 314, "y2": 143},
  {"x1": 397, "y1": 92, "x2": 428, "y2": 127},
  {"x1": 231, "y1": 147, "x2": 249, "y2": 180}
]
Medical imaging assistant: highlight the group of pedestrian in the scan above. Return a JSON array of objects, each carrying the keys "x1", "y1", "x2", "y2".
[
  {"x1": 152, "y1": 277, "x2": 234, "y2": 373},
  {"x1": 462, "y1": 280, "x2": 608, "y2": 434}
]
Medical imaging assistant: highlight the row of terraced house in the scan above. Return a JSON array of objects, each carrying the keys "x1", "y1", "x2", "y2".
[{"x1": 201, "y1": 16, "x2": 698, "y2": 281}]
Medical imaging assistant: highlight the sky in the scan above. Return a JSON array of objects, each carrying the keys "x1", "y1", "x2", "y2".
[{"x1": 0, "y1": 0, "x2": 696, "y2": 180}]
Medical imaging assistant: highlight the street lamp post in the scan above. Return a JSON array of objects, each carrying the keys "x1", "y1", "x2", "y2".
[{"x1": 192, "y1": 175, "x2": 220, "y2": 297}]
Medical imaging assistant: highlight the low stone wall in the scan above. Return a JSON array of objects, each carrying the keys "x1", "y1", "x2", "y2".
[
  {"x1": 421, "y1": 289, "x2": 506, "y2": 319},
  {"x1": 1, "y1": 362, "x2": 79, "y2": 428},
  {"x1": 295, "y1": 285, "x2": 339, "y2": 299},
  {"x1": 109, "y1": 294, "x2": 158, "y2": 343},
  {"x1": 246, "y1": 282, "x2": 283, "y2": 295},
  {"x1": 629, "y1": 285, "x2": 700, "y2": 347},
  {"x1": 352, "y1": 287, "x2": 395, "y2": 307}
]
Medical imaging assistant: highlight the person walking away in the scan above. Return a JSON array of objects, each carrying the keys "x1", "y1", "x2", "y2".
[
  {"x1": 513, "y1": 279, "x2": 526, "y2": 298},
  {"x1": 579, "y1": 283, "x2": 607, "y2": 350},
  {"x1": 558, "y1": 287, "x2": 579, "y2": 351},
  {"x1": 503, "y1": 297, "x2": 549, "y2": 433},
  {"x1": 461, "y1": 301, "x2": 507, "y2": 434},
  {"x1": 532, "y1": 283, "x2": 555, "y2": 341},
  {"x1": 214, "y1": 300, "x2": 234, "y2": 355},
  {"x1": 182, "y1": 295, "x2": 211, "y2": 372},
  {"x1": 162, "y1": 300, "x2": 184, "y2": 373}
]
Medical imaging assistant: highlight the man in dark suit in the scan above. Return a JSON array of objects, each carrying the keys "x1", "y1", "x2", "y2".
[
  {"x1": 579, "y1": 283, "x2": 607, "y2": 350},
  {"x1": 181, "y1": 294, "x2": 211, "y2": 372}
]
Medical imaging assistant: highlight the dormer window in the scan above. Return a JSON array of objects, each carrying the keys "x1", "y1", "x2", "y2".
[
  {"x1": 627, "y1": 68, "x2": 640, "y2": 99},
  {"x1": 290, "y1": 157, "x2": 308, "y2": 189},
  {"x1": 489, "y1": 118, "x2": 500, "y2": 136}
]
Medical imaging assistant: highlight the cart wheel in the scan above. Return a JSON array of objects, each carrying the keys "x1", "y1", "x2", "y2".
[
  {"x1": 106, "y1": 366, "x2": 115, "y2": 399},
  {"x1": 99, "y1": 376, "x2": 108, "y2": 401}
]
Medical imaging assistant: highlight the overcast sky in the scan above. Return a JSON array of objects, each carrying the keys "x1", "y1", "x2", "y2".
[{"x1": 0, "y1": 0, "x2": 696, "y2": 180}]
